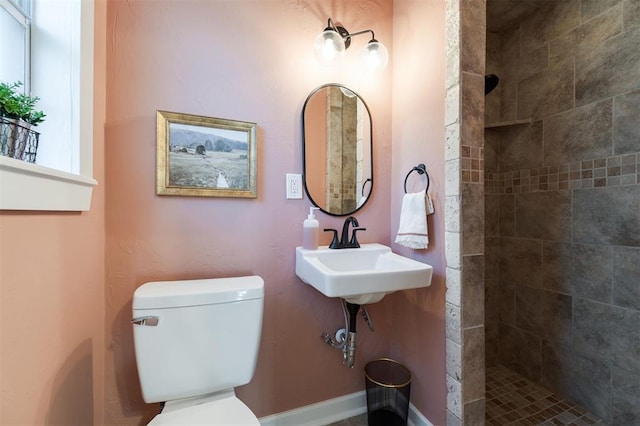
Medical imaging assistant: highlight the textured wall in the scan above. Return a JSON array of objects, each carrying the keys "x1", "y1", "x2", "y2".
[
  {"x1": 391, "y1": 1, "x2": 447, "y2": 424},
  {"x1": 485, "y1": 1, "x2": 640, "y2": 423},
  {"x1": 103, "y1": 1, "x2": 400, "y2": 424},
  {"x1": 0, "y1": 1, "x2": 107, "y2": 424}
]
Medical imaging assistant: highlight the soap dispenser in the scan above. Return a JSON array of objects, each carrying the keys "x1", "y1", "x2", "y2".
[{"x1": 303, "y1": 207, "x2": 320, "y2": 250}]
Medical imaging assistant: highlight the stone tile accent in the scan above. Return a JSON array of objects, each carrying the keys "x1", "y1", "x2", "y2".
[
  {"x1": 461, "y1": 144, "x2": 484, "y2": 184},
  {"x1": 485, "y1": 152, "x2": 639, "y2": 194}
]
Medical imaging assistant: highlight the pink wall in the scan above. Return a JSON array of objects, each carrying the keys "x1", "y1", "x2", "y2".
[
  {"x1": 0, "y1": 1, "x2": 107, "y2": 424},
  {"x1": 391, "y1": 1, "x2": 447, "y2": 424},
  {"x1": 104, "y1": 0, "x2": 395, "y2": 423},
  {"x1": 0, "y1": 1, "x2": 448, "y2": 424}
]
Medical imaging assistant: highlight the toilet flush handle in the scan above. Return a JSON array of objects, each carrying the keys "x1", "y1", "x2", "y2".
[{"x1": 131, "y1": 316, "x2": 159, "y2": 326}]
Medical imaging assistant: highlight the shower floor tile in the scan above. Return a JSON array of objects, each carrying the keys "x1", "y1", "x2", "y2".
[{"x1": 486, "y1": 364, "x2": 607, "y2": 425}]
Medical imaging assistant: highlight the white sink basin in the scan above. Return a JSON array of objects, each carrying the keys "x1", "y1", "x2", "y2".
[{"x1": 295, "y1": 243, "x2": 433, "y2": 304}]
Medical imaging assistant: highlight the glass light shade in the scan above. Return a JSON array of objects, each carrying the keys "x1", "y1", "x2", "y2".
[
  {"x1": 362, "y1": 40, "x2": 389, "y2": 72},
  {"x1": 313, "y1": 29, "x2": 345, "y2": 66}
]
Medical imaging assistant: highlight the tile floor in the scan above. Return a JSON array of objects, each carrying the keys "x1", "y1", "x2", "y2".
[
  {"x1": 327, "y1": 365, "x2": 607, "y2": 426},
  {"x1": 486, "y1": 364, "x2": 606, "y2": 425}
]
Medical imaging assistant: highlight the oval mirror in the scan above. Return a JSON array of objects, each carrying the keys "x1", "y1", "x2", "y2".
[{"x1": 302, "y1": 84, "x2": 373, "y2": 216}]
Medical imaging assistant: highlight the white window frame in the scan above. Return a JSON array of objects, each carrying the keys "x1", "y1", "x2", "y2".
[{"x1": 0, "y1": 0, "x2": 96, "y2": 211}]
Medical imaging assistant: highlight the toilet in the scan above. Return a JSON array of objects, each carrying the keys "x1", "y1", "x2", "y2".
[{"x1": 132, "y1": 276, "x2": 264, "y2": 425}]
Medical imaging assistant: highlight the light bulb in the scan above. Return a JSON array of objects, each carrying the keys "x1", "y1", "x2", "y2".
[
  {"x1": 362, "y1": 40, "x2": 389, "y2": 72},
  {"x1": 313, "y1": 29, "x2": 345, "y2": 67}
]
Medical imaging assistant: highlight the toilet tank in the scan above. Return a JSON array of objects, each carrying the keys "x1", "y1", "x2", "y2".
[{"x1": 132, "y1": 276, "x2": 264, "y2": 403}]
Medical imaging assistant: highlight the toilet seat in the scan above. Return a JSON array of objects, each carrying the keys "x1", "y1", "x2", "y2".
[{"x1": 148, "y1": 391, "x2": 259, "y2": 425}]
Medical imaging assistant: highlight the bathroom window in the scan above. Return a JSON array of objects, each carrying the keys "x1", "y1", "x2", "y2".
[
  {"x1": 0, "y1": 0, "x2": 96, "y2": 211},
  {"x1": 0, "y1": 0, "x2": 30, "y2": 86}
]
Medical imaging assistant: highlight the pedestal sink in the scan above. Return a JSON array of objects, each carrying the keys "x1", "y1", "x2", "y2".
[{"x1": 295, "y1": 243, "x2": 433, "y2": 304}]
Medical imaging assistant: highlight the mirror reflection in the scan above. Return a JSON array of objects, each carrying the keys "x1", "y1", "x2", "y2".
[{"x1": 302, "y1": 84, "x2": 373, "y2": 216}]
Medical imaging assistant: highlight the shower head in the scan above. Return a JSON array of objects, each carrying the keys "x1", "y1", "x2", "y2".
[{"x1": 485, "y1": 74, "x2": 500, "y2": 95}]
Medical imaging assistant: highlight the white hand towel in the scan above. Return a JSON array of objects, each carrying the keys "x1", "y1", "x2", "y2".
[{"x1": 395, "y1": 189, "x2": 433, "y2": 249}]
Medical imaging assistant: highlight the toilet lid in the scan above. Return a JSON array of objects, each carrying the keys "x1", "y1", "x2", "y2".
[{"x1": 148, "y1": 395, "x2": 259, "y2": 425}]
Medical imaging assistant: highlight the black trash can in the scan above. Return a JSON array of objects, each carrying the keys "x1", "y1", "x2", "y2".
[{"x1": 365, "y1": 358, "x2": 411, "y2": 426}]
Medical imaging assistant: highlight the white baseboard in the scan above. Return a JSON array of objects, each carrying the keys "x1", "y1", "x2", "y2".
[{"x1": 258, "y1": 391, "x2": 433, "y2": 426}]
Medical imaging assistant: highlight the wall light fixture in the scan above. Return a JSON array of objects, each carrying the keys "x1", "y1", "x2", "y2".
[{"x1": 313, "y1": 18, "x2": 389, "y2": 72}]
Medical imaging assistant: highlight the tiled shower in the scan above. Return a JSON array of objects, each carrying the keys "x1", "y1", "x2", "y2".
[{"x1": 484, "y1": 0, "x2": 640, "y2": 424}]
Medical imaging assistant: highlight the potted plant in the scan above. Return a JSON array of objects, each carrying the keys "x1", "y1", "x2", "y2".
[{"x1": 0, "y1": 81, "x2": 46, "y2": 161}]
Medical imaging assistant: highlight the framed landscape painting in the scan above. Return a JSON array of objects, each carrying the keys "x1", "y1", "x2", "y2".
[{"x1": 156, "y1": 110, "x2": 257, "y2": 198}]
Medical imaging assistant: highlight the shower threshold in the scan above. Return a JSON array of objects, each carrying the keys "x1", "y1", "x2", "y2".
[{"x1": 486, "y1": 364, "x2": 605, "y2": 425}]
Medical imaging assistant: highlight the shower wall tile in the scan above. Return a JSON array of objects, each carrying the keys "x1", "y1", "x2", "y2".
[
  {"x1": 582, "y1": 0, "x2": 623, "y2": 21},
  {"x1": 498, "y1": 323, "x2": 541, "y2": 382},
  {"x1": 624, "y1": 0, "x2": 640, "y2": 31},
  {"x1": 487, "y1": 0, "x2": 640, "y2": 421},
  {"x1": 517, "y1": 59, "x2": 574, "y2": 120},
  {"x1": 574, "y1": 298, "x2": 640, "y2": 375},
  {"x1": 498, "y1": 120, "x2": 543, "y2": 172},
  {"x1": 460, "y1": 0, "x2": 485, "y2": 75},
  {"x1": 485, "y1": 322, "x2": 499, "y2": 367},
  {"x1": 515, "y1": 285, "x2": 543, "y2": 334},
  {"x1": 498, "y1": 281, "x2": 515, "y2": 325},
  {"x1": 573, "y1": 186, "x2": 640, "y2": 246},
  {"x1": 576, "y1": 27, "x2": 640, "y2": 107},
  {"x1": 612, "y1": 366, "x2": 640, "y2": 425},
  {"x1": 613, "y1": 89, "x2": 640, "y2": 155},
  {"x1": 543, "y1": 99, "x2": 613, "y2": 164},
  {"x1": 541, "y1": 341, "x2": 612, "y2": 422},
  {"x1": 462, "y1": 73, "x2": 485, "y2": 149},
  {"x1": 498, "y1": 194, "x2": 515, "y2": 237},
  {"x1": 484, "y1": 128, "x2": 499, "y2": 172},
  {"x1": 462, "y1": 255, "x2": 484, "y2": 328},
  {"x1": 519, "y1": 0, "x2": 580, "y2": 52},
  {"x1": 462, "y1": 326, "x2": 485, "y2": 401},
  {"x1": 485, "y1": 193, "x2": 499, "y2": 237},
  {"x1": 613, "y1": 246, "x2": 640, "y2": 310},
  {"x1": 461, "y1": 183, "x2": 484, "y2": 255},
  {"x1": 485, "y1": 277, "x2": 499, "y2": 324},
  {"x1": 540, "y1": 290, "x2": 572, "y2": 347},
  {"x1": 499, "y1": 237, "x2": 542, "y2": 288},
  {"x1": 485, "y1": 237, "x2": 499, "y2": 281},
  {"x1": 515, "y1": 191, "x2": 572, "y2": 241},
  {"x1": 542, "y1": 242, "x2": 612, "y2": 303},
  {"x1": 463, "y1": 398, "x2": 485, "y2": 425},
  {"x1": 518, "y1": 44, "x2": 549, "y2": 82},
  {"x1": 550, "y1": 5, "x2": 622, "y2": 68}
]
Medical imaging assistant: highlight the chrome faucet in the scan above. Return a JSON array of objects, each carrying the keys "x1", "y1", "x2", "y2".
[{"x1": 324, "y1": 216, "x2": 366, "y2": 249}]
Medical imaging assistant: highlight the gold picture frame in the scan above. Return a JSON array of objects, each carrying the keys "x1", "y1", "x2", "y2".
[{"x1": 156, "y1": 110, "x2": 257, "y2": 198}]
